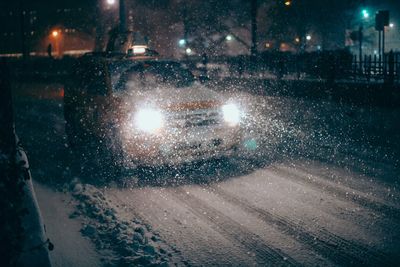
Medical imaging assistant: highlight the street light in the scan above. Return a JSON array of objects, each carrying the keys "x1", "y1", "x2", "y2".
[
  {"x1": 51, "y1": 30, "x2": 61, "y2": 57},
  {"x1": 178, "y1": 39, "x2": 186, "y2": 47},
  {"x1": 284, "y1": 0, "x2": 291, "y2": 6},
  {"x1": 306, "y1": 34, "x2": 311, "y2": 41},
  {"x1": 389, "y1": 23, "x2": 394, "y2": 28},
  {"x1": 185, "y1": 48, "x2": 192, "y2": 55},
  {"x1": 226, "y1": 34, "x2": 233, "y2": 41},
  {"x1": 106, "y1": 0, "x2": 116, "y2": 5},
  {"x1": 362, "y1": 9, "x2": 369, "y2": 19}
]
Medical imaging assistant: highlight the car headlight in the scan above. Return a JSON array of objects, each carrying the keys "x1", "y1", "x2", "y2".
[
  {"x1": 222, "y1": 103, "x2": 241, "y2": 126},
  {"x1": 134, "y1": 108, "x2": 164, "y2": 133}
]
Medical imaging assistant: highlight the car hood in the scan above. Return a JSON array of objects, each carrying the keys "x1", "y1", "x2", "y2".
[{"x1": 117, "y1": 83, "x2": 223, "y2": 110}]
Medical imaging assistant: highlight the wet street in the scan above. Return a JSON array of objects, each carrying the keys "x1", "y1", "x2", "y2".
[{"x1": 13, "y1": 83, "x2": 400, "y2": 266}]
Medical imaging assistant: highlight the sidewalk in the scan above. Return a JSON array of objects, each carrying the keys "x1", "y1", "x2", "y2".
[{"x1": 33, "y1": 182, "x2": 103, "y2": 267}]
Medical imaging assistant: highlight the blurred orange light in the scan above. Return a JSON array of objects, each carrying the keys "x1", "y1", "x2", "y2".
[
  {"x1": 295, "y1": 37, "x2": 300, "y2": 43},
  {"x1": 52, "y1": 30, "x2": 59, "y2": 37}
]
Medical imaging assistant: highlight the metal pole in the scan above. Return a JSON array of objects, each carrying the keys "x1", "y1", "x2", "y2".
[
  {"x1": 94, "y1": 2, "x2": 104, "y2": 52},
  {"x1": 378, "y1": 31, "x2": 381, "y2": 57},
  {"x1": 119, "y1": 0, "x2": 126, "y2": 32},
  {"x1": 382, "y1": 27, "x2": 385, "y2": 56},
  {"x1": 359, "y1": 25, "x2": 363, "y2": 70},
  {"x1": 382, "y1": 27, "x2": 386, "y2": 76}
]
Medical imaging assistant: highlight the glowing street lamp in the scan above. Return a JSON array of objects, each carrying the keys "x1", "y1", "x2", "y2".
[
  {"x1": 295, "y1": 37, "x2": 300, "y2": 43},
  {"x1": 106, "y1": 0, "x2": 116, "y2": 5},
  {"x1": 51, "y1": 30, "x2": 61, "y2": 57},
  {"x1": 389, "y1": 23, "x2": 394, "y2": 28},
  {"x1": 362, "y1": 9, "x2": 369, "y2": 19},
  {"x1": 306, "y1": 34, "x2": 311, "y2": 41},
  {"x1": 185, "y1": 48, "x2": 192, "y2": 55},
  {"x1": 284, "y1": 0, "x2": 291, "y2": 6},
  {"x1": 226, "y1": 34, "x2": 233, "y2": 41},
  {"x1": 178, "y1": 39, "x2": 186, "y2": 47}
]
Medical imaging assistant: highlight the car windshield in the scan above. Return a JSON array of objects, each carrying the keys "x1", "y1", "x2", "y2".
[{"x1": 113, "y1": 62, "x2": 195, "y2": 92}]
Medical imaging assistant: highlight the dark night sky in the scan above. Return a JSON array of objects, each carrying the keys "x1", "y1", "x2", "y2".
[
  {"x1": 1, "y1": 0, "x2": 399, "y2": 55},
  {"x1": 3, "y1": 0, "x2": 399, "y2": 16}
]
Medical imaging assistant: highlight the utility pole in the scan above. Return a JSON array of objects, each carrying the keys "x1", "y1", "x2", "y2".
[
  {"x1": 94, "y1": 1, "x2": 104, "y2": 52},
  {"x1": 358, "y1": 25, "x2": 363, "y2": 67},
  {"x1": 250, "y1": 0, "x2": 257, "y2": 57},
  {"x1": 375, "y1": 10, "x2": 390, "y2": 75},
  {"x1": 119, "y1": 0, "x2": 127, "y2": 32}
]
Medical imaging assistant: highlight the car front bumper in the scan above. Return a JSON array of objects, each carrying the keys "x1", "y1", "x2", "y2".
[{"x1": 120, "y1": 125, "x2": 242, "y2": 167}]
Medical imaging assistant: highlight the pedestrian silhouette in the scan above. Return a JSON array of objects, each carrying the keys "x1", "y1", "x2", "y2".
[{"x1": 47, "y1": 44, "x2": 52, "y2": 58}]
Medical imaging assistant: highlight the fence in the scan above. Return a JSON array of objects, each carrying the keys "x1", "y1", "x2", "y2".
[
  {"x1": 351, "y1": 52, "x2": 400, "y2": 84},
  {"x1": 188, "y1": 51, "x2": 400, "y2": 85}
]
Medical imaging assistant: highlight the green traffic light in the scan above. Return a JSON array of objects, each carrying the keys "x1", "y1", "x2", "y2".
[{"x1": 362, "y1": 9, "x2": 369, "y2": 19}]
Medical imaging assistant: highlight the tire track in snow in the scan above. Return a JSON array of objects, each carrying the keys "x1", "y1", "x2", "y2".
[
  {"x1": 211, "y1": 186, "x2": 391, "y2": 267},
  {"x1": 104, "y1": 190, "x2": 187, "y2": 266},
  {"x1": 171, "y1": 187, "x2": 300, "y2": 266},
  {"x1": 272, "y1": 165, "x2": 400, "y2": 222},
  {"x1": 302, "y1": 151, "x2": 399, "y2": 186}
]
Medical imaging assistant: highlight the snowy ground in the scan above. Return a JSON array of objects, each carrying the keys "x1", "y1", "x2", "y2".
[
  {"x1": 33, "y1": 181, "x2": 103, "y2": 267},
  {"x1": 13, "y1": 82, "x2": 400, "y2": 266}
]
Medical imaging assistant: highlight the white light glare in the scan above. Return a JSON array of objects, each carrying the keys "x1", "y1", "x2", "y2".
[
  {"x1": 106, "y1": 0, "x2": 116, "y2": 5},
  {"x1": 226, "y1": 35, "x2": 233, "y2": 41},
  {"x1": 179, "y1": 39, "x2": 186, "y2": 47},
  {"x1": 306, "y1": 35, "x2": 311, "y2": 41},
  {"x1": 186, "y1": 48, "x2": 192, "y2": 55},
  {"x1": 222, "y1": 104, "x2": 241, "y2": 126},
  {"x1": 389, "y1": 23, "x2": 394, "y2": 28},
  {"x1": 134, "y1": 108, "x2": 164, "y2": 133},
  {"x1": 132, "y1": 45, "x2": 147, "y2": 54},
  {"x1": 362, "y1": 9, "x2": 369, "y2": 19}
]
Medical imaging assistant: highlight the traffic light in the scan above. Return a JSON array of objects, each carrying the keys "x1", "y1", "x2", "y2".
[
  {"x1": 362, "y1": 9, "x2": 370, "y2": 19},
  {"x1": 375, "y1": 10, "x2": 389, "y2": 31}
]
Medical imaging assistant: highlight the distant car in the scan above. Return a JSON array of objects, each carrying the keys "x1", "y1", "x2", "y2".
[{"x1": 64, "y1": 53, "x2": 243, "y2": 177}]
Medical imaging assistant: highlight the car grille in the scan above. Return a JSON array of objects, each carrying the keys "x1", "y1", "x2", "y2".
[{"x1": 168, "y1": 109, "x2": 222, "y2": 128}]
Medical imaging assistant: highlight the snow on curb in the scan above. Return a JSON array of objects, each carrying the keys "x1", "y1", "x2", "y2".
[{"x1": 68, "y1": 180, "x2": 172, "y2": 266}]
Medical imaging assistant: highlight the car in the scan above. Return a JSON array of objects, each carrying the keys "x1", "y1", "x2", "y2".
[{"x1": 64, "y1": 52, "x2": 243, "y2": 178}]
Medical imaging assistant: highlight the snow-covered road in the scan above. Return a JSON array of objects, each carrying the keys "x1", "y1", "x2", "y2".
[
  {"x1": 102, "y1": 156, "x2": 399, "y2": 266},
  {"x1": 13, "y1": 82, "x2": 400, "y2": 266}
]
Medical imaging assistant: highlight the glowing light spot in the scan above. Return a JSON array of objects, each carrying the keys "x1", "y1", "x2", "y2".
[{"x1": 244, "y1": 139, "x2": 258, "y2": 151}]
